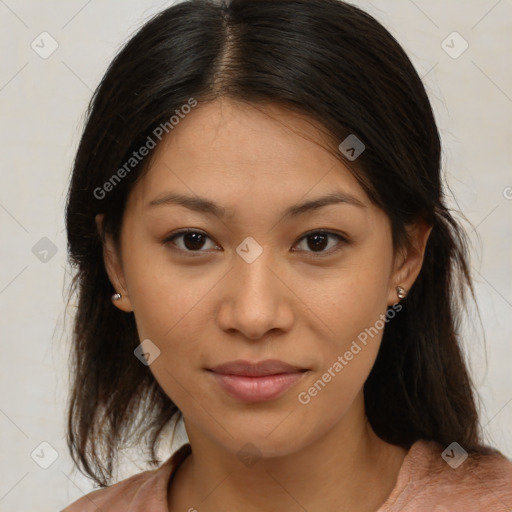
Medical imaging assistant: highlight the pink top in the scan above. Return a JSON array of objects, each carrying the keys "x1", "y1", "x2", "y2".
[{"x1": 62, "y1": 440, "x2": 512, "y2": 511}]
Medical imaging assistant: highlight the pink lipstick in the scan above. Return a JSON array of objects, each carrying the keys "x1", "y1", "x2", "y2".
[{"x1": 207, "y1": 359, "x2": 308, "y2": 403}]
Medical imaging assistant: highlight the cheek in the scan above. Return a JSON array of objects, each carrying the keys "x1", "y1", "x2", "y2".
[
  {"x1": 307, "y1": 289, "x2": 386, "y2": 405},
  {"x1": 126, "y1": 259, "x2": 213, "y2": 407},
  {"x1": 122, "y1": 234, "x2": 213, "y2": 338},
  {"x1": 307, "y1": 246, "x2": 393, "y2": 346},
  {"x1": 300, "y1": 240, "x2": 393, "y2": 398},
  {"x1": 293, "y1": 271, "x2": 391, "y2": 434}
]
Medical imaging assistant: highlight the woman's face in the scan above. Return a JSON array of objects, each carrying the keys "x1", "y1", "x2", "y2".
[{"x1": 100, "y1": 97, "x2": 429, "y2": 458}]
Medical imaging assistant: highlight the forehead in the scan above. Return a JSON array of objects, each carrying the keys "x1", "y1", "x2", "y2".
[{"x1": 128, "y1": 98, "x2": 368, "y2": 213}]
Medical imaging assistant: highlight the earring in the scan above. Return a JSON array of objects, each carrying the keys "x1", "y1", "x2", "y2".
[
  {"x1": 112, "y1": 292, "x2": 122, "y2": 302},
  {"x1": 396, "y1": 286, "x2": 407, "y2": 300}
]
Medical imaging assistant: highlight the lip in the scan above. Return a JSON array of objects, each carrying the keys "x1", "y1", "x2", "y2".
[{"x1": 207, "y1": 359, "x2": 308, "y2": 403}]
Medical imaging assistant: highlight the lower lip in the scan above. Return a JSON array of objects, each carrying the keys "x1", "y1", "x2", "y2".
[{"x1": 209, "y1": 371, "x2": 307, "y2": 403}]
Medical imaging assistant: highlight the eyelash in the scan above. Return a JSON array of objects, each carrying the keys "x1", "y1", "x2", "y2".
[{"x1": 162, "y1": 229, "x2": 349, "y2": 258}]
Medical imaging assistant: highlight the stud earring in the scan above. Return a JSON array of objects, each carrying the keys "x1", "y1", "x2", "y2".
[
  {"x1": 396, "y1": 286, "x2": 407, "y2": 300},
  {"x1": 112, "y1": 292, "x2": 122, "y2": 302}
]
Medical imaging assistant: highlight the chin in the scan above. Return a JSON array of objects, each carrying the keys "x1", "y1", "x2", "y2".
[{"x1": 208, "y1": 419, "x2": 317, "y2": 460}]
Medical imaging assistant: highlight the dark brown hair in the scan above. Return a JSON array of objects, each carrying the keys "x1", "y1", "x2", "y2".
[{"x1": 65, "y1": 0, "x2": 485, "y2": 487}]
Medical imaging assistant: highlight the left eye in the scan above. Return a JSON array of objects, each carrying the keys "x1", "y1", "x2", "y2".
[
  {"x1": 293, "y1": 231, "x2": 347, "y2": 254},
  {"x1": 163, "y1": 230, "x2": 347, "y2": 255}
]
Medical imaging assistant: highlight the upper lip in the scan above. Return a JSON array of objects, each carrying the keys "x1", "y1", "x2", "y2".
[{"x1": 208, "y1": 359, "x2": 306, "y2": 377}]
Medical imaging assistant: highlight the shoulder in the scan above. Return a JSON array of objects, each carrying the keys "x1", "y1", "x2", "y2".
[
  {"x1": 61, "y1": 468, "x2": 161, "y2": 512},
  {"x1": 61, "y1": 443, "x2": 192, "y2": 512},
  {"x1": 381, "y1": 440, "x2": 512, "y2": 511}
]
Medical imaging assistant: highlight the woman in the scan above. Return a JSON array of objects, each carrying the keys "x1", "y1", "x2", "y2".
[{"x1": 62, "y1": 0, "x2": 512, "y2": 510}]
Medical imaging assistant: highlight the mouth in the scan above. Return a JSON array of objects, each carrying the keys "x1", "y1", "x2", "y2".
[{"x1": 206, "y1": 359, "x2": 309, "y2": 403}]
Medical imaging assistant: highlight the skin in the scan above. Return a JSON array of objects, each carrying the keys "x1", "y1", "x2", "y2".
[{"x1": 97, "y1": 97, "x2": 432, "y2": 512}]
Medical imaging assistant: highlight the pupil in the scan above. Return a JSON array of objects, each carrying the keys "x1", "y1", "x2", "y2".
[
  {"x1": 184, "y1": 232, "x2": 205, "y2": 250},
  {"x1": 309, "y1": 233, "x2": 327, "y2": 251}
]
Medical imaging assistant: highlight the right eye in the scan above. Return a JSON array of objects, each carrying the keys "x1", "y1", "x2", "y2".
[{"x1": 163, "y1": 229, "x2": 221, "y2": 254}]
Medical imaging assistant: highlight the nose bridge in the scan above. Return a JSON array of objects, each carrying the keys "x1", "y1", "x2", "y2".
[
  {"x1": 236, "y1": 242, "x2": 277, "y2": 301},
  {"x1": 217, "y1": 238, "x2": 293, "y2": 339}
]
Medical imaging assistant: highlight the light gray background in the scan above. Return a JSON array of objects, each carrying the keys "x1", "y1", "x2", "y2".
[{"x1": 0, "y1": 0, "x2": 511, "y2": 510}]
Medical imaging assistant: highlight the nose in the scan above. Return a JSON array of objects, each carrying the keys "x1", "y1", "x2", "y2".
[{"x1": 215, "y1": 246, "x2": 295, "y2": 341}]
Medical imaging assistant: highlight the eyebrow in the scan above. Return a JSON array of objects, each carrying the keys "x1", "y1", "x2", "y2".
[{"x1": 147, "y1": 190, "x2": 366, "y2": 220}]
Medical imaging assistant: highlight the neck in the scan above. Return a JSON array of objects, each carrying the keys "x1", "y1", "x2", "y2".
[{"x1": 168, "y1": 394, "x2": 406, "y2": 512}]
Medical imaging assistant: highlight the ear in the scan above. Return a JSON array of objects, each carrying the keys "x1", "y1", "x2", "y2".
[
  {"x1": 95, "y1": 214, "x2": 134, "y2": 313},
  {"x1": 387, "y1": 219, "x2": 433, "y2": 306}
]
